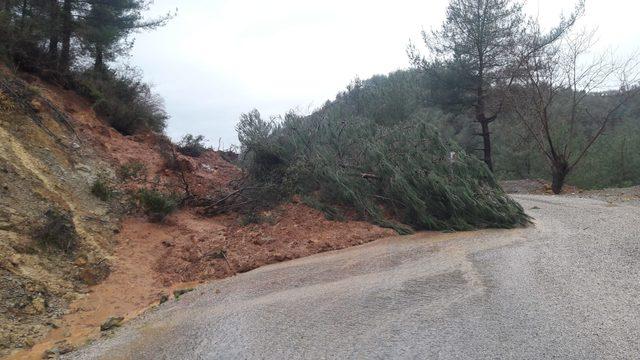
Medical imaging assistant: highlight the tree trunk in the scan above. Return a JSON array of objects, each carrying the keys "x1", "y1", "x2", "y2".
[
  {"x1": 19, "y1": 0, "x2": 26, "y2": 30},
  {"x1": 475, "y1": 72, "x2": 494, "y2": 172},
  {"x1": 93, "y1": 45, "x2": 104, "y2": 72},
  {"x1": 479, "y1": 118, "x2": 493, "y2": 172},
  {"x1": 59, "y1": 0, "x2": 72, "y2": 72},
  {"x1": 47, "y1": 0, "x2": 59, "y2": 61},
  {"x1": 551, "y1": 161, "x2": 569, "y2": 194}
]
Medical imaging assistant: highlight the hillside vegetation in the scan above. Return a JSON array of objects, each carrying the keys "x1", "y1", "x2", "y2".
[{"x1": 278, "y1": 69, "x2": 640, "y2": 191}]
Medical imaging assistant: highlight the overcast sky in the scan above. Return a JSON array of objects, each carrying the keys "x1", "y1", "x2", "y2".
[{"x1": 129, "y1": 0, "x2": 639, "y2": 147}]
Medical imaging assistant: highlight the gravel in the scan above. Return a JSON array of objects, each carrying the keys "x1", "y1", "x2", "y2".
[{"x1": 65, "y1": 194, "x2": 640, "y2": 360}]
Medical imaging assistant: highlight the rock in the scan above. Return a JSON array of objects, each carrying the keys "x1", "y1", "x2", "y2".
[
  {"x1": 42, "y1": 348, "x2": 59, "y2": 359},
  {"x1": 9, "y1": 254, "x2": 21, "y2": 266},
  {"x1": 173, "y1": 288, "x2": 194, "y2": 300},
  {"x1": 74, "y1": 163, "x2": 92, "y2": 173},
  {"x1": 253, "y1": 236, "x2": 274, "y2": 246},
  {"x1": 201, "y1": 164, "x2": 213, "y2": 172},
  {"x1": 100, "y1": 316, "x2": 124, "y2": 331},
  {"x1": 31, "y1": 296, "x2": 46, "y2": 314},
  {"x1": 41, "y1": 341, "x2": 74, "y2": 358},
  {"x1": 46, "y1": 321, "x2": 60, "y2": 329},
  {"x1": 161, "y1": 239, "x2": 174, "y2": 247},
  {"x1": 74, "y1": 256, "x2": 88, "y2": 267},
  {"x1": 56, "y1": 341, "x2": 75, "y2": 354},
  {"x1": 30, "y1": 99, "x2": 43, "y2": 112},
  {"x1": 159, "y1": 295, "x2": 169, "y2": 304}
]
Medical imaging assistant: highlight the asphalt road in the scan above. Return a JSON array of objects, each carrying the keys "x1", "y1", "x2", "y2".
[{"x1": 65, "y1": 195, "x2": 640, "y2": 359}]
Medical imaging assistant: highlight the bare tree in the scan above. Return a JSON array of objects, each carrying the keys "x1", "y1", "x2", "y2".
[{"x1": 510, "y1": 29, "x2": 640, "y2": 193}]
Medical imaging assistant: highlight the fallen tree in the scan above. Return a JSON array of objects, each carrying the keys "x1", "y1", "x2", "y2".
[{"x1": 226, "y1": 109, "x2": 529, "y2": 234}]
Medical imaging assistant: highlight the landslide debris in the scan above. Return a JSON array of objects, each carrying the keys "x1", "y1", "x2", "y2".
[{"x1": 1, "y1": 68, "x2": 395, "y2": 359}]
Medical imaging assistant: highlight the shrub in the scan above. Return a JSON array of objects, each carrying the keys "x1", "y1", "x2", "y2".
[
  {"x1": 118, "y1": 161, "x2": 147, "y2": 181},
  {"x1": 137, "y1": 189, "x2": 178, "y2": 222},
  {"x1": 74, "y1": 67, "x2": 168, "y2": 135},
  {"x1": 91, "y1": 177, "x2": 113, "y2": 201},
  {"x1": 177, "y1": 134, "x2": 207, "y2": 157},
  {"x1": 239, "y1": 211, "x2": 277, "y2": 226},
  {"x1": 33, "y1": 209, "x2": 78, "y2": 252}
]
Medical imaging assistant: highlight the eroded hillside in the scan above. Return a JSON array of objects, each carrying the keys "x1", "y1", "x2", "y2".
[{"x1": 0, "y1": 69, "x2": 393, "y2": 359}]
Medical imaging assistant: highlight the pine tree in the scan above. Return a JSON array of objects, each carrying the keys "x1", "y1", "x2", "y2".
[
  {"x1": 409, "y1": 0, "x2": 528, "y2": 172},
  {"x1": 81, "y1": 0, "x2": 170, "y2": 73}
]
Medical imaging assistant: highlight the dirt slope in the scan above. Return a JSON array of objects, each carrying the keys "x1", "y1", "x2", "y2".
[{"x1": 0, "y1": 69, "x2": 393, "y2": 359}]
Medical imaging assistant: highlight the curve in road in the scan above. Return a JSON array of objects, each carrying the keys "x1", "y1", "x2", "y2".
[{"x1": 65, "y1": 195, "x2": 640, "y2": 359}]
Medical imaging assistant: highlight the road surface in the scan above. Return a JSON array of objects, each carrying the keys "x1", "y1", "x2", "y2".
[{"x1": 65, "y1": 195, "x2": 640, "y2": 359}]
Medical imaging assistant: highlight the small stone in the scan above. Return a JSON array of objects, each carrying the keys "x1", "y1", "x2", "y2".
[
  {"x1": 57, "y1": 341, "x2": 74, "y2": 354},
  {"x1": 9, "y1": 254, "x2": 21, "y2": 266},
  {"x1": 46, "y1": 321, "x2": 60, "y2": 329},
  {"x1": 100, "y1": 316, "x2": 124, "y2": 331},
  {"x1": 161, "y1": 240, "x2": 174, "y2": 247},
  {"x1": 173, "y1": 288, "x2": 194, "y2": 300},
  {"x1": 159, "y1": 295, "x2": 169, "y2": 304},
  {"x1": 253, "y1": 236, "x2": 274, "y2": 246},
  {"x1": 32, "y1": 297, "x2": 46, "y2": 314},
  {"x1": 74, "y1": 256, "x2": 88, "y2": 267},
  {"x1": 42, "y1": 348, "x2": 59, "y2": 359}
]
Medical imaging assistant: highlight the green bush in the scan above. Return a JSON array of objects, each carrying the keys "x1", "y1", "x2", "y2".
[
  {"x1": 177, "y1": 134, "x2": 207, "y2": 157},
  {"x1": 137, "y1": 189, "x2": 178, "y2": 222},
  {"x1": 33, "y1": 209, "x2": 79, "y2": 252},
  {"x1": 74, "y1": 68, "x2": 168, "y2": 135},
  {"x1": 237, "y1": 109, "x2": 530, "y2": 233},
  {"x1": 91, "y1": 177, "x2": 113, "y2": 201}
]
